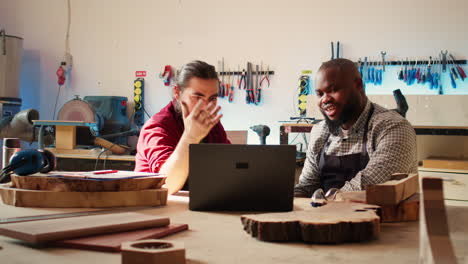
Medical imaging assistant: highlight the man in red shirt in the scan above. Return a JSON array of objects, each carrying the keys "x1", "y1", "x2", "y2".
[{"x1": 135, "y1": 60, "x2": 230, "y2": 194}]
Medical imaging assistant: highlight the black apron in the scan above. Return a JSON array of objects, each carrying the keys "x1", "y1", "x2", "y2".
[{"x1": 318, "y1": 105, "x2": 374, "y2": 192}]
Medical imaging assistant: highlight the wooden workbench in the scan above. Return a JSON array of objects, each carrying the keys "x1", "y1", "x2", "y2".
[
  {"x1": 1, "y1": 171, "x2": 467, "y2": 263},
  {"x1": 279, "y1": 124, "x2": 468, "y2": 144},
  {"x1": 51, "y1": 151, "x2": 136, "y2": 171}
]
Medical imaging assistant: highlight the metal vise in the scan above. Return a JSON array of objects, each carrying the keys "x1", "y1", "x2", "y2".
[{"x1": 250, "y1": 125, "x2": 270, "y2": 145}]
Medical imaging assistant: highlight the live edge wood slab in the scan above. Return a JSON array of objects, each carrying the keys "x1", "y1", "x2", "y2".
[
  {"x1": 11, "y1": 173, "x2": 165, "y2": 192},
  {"x1": 0, "y1": 184, "x2": 168, "y2": 208},
  {"x1": 241, "y1": 200, "x2": 380, "y2": 244}
]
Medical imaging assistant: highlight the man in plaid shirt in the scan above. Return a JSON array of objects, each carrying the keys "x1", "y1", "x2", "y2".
[{"x1": 294, "y1": 58, "x2": 418, "y2": 197}]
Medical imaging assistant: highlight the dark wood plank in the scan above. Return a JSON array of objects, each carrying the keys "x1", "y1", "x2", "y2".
[
  {"x1": 0, "y1": 212, "x2": 170, "y2": 243},
  {"x1": 53, "y1": 224, "x2": 188, "y2": 252}
]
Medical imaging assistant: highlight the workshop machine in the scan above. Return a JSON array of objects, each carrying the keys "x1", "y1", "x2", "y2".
[
  {"x1": 57, "y1": 96, "x2": 133, "y2": 146},
  {"x1": 0, "y1": 30, "x2": 23, "y2": 120},
  {"x1": 0, "y1": 31, "x2": 47, "y2": 143}
]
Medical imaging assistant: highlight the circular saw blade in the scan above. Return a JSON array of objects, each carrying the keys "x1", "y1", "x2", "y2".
[{"x1": 57, "y1": 99, "x2": 96, "y2": 123}]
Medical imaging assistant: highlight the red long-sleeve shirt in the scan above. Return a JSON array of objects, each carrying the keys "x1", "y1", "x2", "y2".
[{"x1": 134, "y1": 101, "x2": 230, "y2": 173}]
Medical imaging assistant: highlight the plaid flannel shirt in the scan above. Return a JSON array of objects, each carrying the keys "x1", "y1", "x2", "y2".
[{"x1": 294, "y1": 99, "x2": 418, "y2": 197}]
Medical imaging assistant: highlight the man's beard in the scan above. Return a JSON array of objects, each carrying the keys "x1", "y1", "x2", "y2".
[
  {"x1": 321, "y1": 98, "x2": 361, "y2": 131},
  {"x1": 174, "y1": 100, "x2": 182, "y2": 115}
]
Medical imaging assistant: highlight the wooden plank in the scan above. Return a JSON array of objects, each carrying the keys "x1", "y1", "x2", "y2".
[
  {"x1": 47, "y1": 148, "x2": 96, "y2": 156},
  {"x1": 55, "y1": 125, "x2": 76, "y2": 150},
  {"x1": 280, "y1": 123, "x2": 315, "y2": 128},
  {"x1": 53, "y1": 224, "x2": 188, "y2": 252},
  {"x1": 11, "y1": 173, "x2": 165, "y2": 192},
  {"x1": 0, "y1": 184, "x2": 168, "y2": 208},
  {"x1": 413, "y1": 125, "x2": 468, "y2": 130},
  {"x1": 420, "y1": 177, "x2": 457, "y2": 264},
  {"x1": 422, "y1": 158, "x2": 468, "y2": 171},
  {"x1": 0, "y1": 207, "x2": 151, "y2": 224},
  {"x1": 366, "y1": 173, "x2": 419, "y2": 205},
  {"x1": 47, "y1": 148, "x2": 135, "y2": 161},
  {"x1": 418, "y1": 166, "x2": 468, "y2": 174},
  {"x1": 241, "y1": 201, "x2": 380, "y2": 243},
  {"x1": 33, "y1": 120, "x2": 94, "y2": 125},
  {"x1": 340, "y1": 191, "x2": 419, "y2": 223},
  {"x1": 0, "y1": 212, "x2": 170, "y2": 243}
]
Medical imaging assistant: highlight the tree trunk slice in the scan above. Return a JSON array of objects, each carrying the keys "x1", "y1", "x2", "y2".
[
  {"x1": 11, "y1": 173, "x2": 165, "y2": 192},
  {"x1": 241, "y1": 199, "x2": 380, "y2": 243}
]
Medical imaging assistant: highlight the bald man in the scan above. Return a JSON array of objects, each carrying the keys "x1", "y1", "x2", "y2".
[{"x1": 294, "y1": 58, "x2": 418, "y2": 197}]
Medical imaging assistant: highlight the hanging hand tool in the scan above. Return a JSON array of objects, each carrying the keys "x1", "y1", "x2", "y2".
[
  {"x1": 221, "y1": 58, "x2": 226, "y2": 98},
  {"x1": 416, "y1": 61, "x2": 421, "y2": 83},
  {"x1": 363, "y1": 57, "x2": 368, "y2": 82},
  {"x1": 398, "y1": 60, "x2": 404, "y2": 80},
  {"x1": 255, "y1": 64, "x2": 261, "y2": 104},
  {"x1": 440, "y1": 50, "x2": 448, "y2": 72},
  {"x1": 224, "y1": 68, "x2": 231, "y2": 99},
  {"x1": 246, "y1": 62, "x2": 254, "y2": 104},
  {"x1": 381, "y1": 51, "x2": 386, "y2": 71},
  {"x1": 159, "y1": 65, "x2": 172, "y2": 86},
  {"x1": 238, "y1": 68, "x2": 247, "y2": 90},
  {"x1": 448, "y1": 56, "x2": 460, "y2": 80},
  {"x1": 330, "y1": 41, "x2": 340, "y2": 59},
  {"x1": 260, "y1": 64, "x2": 270, "y2": 88},
  {"x1": 330, "y1": 42, "x2": 334, "y2": 60},
  {"x1": 336, "y1": 41, "x2": 340, "y2": 58},
  {"x1": 426, "y1": 57, "x2": 433, "y2": 88},
  {"x1": 358, "y1": 58, "x2": 363, "y2": 78},
  {"x1": 421, "y1": 62, "x2": 427, "y2": 83},
  {"x1": 450, "y1": 69, "x2": 457, "y2": 89},
  {"x1": 229, "y1": 69, "x2": 235, "y2": 102},
  {"x1": 218, "y1": 60, "x2": 223, "y2": 97},
  {"x1": 368, "y1": 62, "x2": 374, "y2": 84},
  {"x1": 225, "y1": 68, "x2": 231, "y2": 97},
  {"x1": 449, "y1": 54, "x2": 466, "y2": 81}
]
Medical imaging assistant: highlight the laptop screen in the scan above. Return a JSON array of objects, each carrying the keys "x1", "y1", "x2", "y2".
[{"x1": 188, "y1": 144, "x2": 296, "y2": 211}]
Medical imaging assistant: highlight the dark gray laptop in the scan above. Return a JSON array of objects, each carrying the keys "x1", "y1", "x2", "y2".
[{"x1": 188, "y1": 144, "x2": 296, "y2": 211}]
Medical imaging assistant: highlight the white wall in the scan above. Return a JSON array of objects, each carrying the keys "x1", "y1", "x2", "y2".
[{"x1": 1, "y1": 0, "x2": 468, "y2": 147}]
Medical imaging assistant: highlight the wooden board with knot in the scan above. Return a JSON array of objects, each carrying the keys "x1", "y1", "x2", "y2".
[{"x1": 241, "y1": 199, "x2": 380, "y2": 244}]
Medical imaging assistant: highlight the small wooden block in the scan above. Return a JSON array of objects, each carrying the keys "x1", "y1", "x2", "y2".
[
  {"x1": 380, "y1": 193, "x2": 419, "y2": 222},
  {"x1": 11, "y1": 173, "x2": 165, "y2": 192},
  {"x1": 241, "y1": 201, "x2": 380, "y2": 244},
  {"x1": 0, "y1": 184, "x2": 168, "y2": 208},
  {"x1": 340, "y1": 191, "x2": 419, "y2": 223},
  {"x1": 0, "y1": 212, "x2": 170, "y2": 243},
  {"x1": 366, "y1": 173, "x2": 419, "y2": 205},
  {"x1": 55, "y1": 125, "x2": 77, "y2": 150},
  {"x1": 54, "y1": 224, "x2": 188, "y2": 252},
  {"x1": 122, "y1": 239, "x2": 185, "y2": 264}
]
